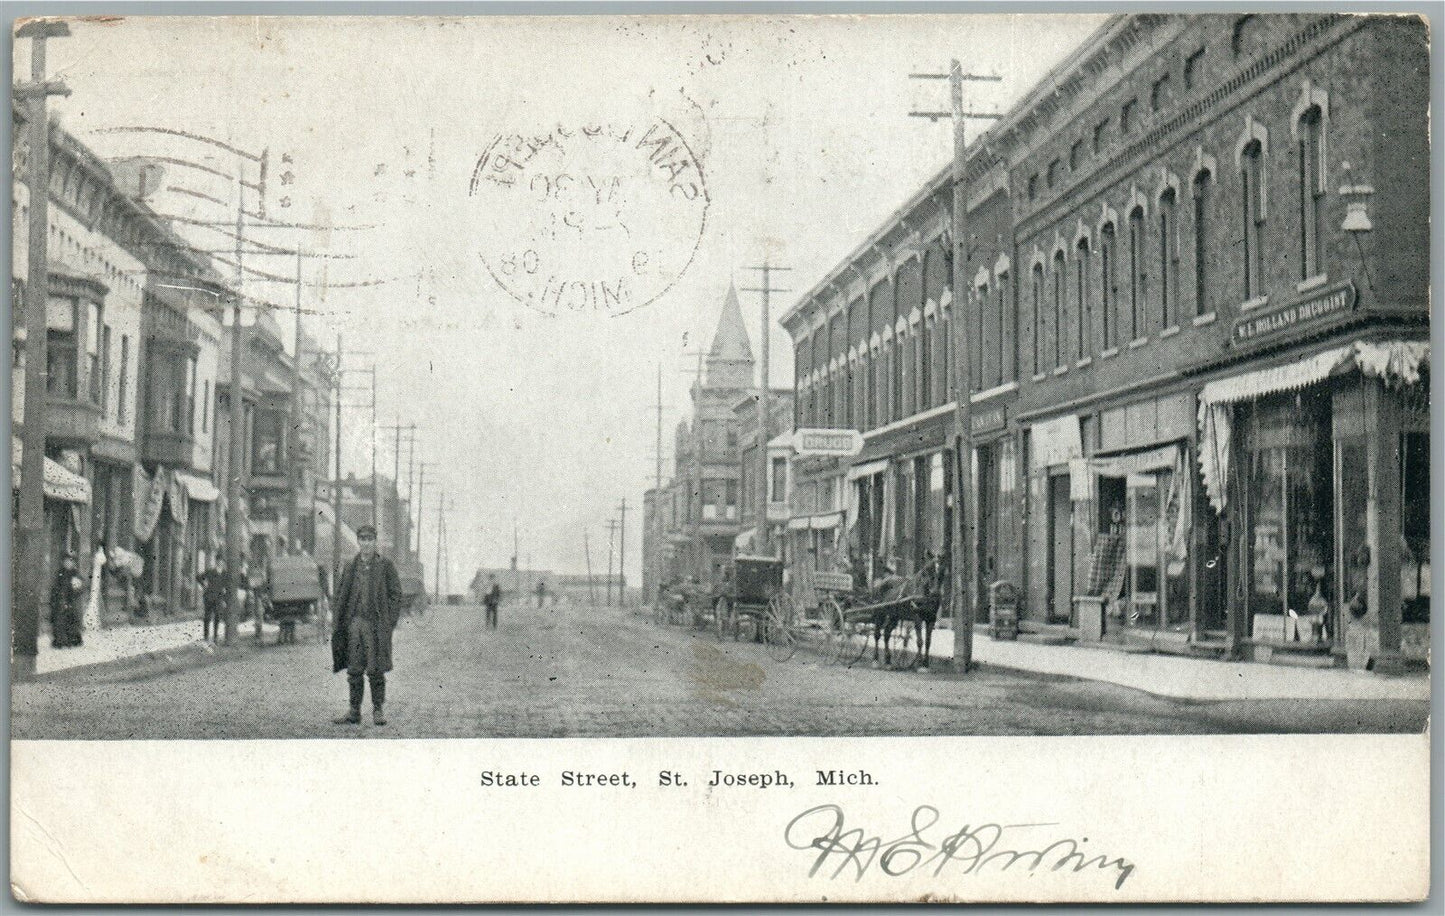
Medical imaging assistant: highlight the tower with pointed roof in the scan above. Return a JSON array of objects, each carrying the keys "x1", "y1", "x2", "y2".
[{"x1": 704, "y1": 283, "x2": 754, "y2": 390}]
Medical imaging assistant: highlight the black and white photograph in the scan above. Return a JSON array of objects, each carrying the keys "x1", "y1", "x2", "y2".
[{"x1": 8, "y1": 8, "x2": 1435, "y2": 904}]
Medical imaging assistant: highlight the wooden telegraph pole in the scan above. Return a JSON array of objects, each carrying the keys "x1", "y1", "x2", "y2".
[
  {"x1": 910, "y1": 62, "x2": 1003, "y2": 672},
  {"x1": 742, "y1": 262, "x2": 792, "y2": 557},
  {"x1": 13, "y1": 21, "x2": 71, "y2": 677}
]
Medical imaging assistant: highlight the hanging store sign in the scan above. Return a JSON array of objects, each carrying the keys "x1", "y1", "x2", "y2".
[
  {"x1": 793, "y1": 428, "x2": 863, "y2": 457},
  {"x1": 135, "y1": 467, "x2": 169, "y2": 542},
  {"x1": 1231, "y1": 281, "x2": 1356, "y2": 346}
]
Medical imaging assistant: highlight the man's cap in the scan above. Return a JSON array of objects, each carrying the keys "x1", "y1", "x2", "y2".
[{"x1": 356, "y1": 525, "x2": 377, "y2": 540}]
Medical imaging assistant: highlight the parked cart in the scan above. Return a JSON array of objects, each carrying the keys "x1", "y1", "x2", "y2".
[
  {"x1": 817, "y1": 557, "x2": 946, "y2": 670},
  {"x1": 266, "y1": 553, "x2": 323, "y2": 645}
]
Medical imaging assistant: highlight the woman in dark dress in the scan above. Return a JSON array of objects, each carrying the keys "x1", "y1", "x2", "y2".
[{"x1": 49, "y1": 553, "x2": 85, "y2": 648}]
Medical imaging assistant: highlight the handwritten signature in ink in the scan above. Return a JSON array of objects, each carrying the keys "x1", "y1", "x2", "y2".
[{"x1": 784, "y1": 804, "x2": 1135, "y2": 890}]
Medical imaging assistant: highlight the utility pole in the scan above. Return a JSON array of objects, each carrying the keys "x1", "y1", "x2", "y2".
[
  {"x1": 616, "y1": 498, "x2": 629, "y2": 606},
  {"x1": 288, "y1": 248, "x2": 305, "y2": 549},
  {"x1": 227, "y1": 150, "x2": 269, "y2": 646},
  {"x1": 742, "y1": 261, "x2": 793, "y2": 557},
  {"x1": 370, "y1": 366, "x2": 379, "y2": 534},
  {"x1": 911, "y1": 62, "x2": 1002, "y2": 672},
  {"x1": 605, "y1": 519, "x2": 619, "y2": 606},
  {"x1": 434, "y1": 496, "x2": 446, "y2": 601},
  {"x1": 380, "y1": 421, "x2": 416, "y2": 563},
  {"x1": 13, "y1": 21, "x2": 71, "y2": 677},
  {"x1": 331, "y1": 333, "x2": 344, "y2": 606},
  {"x1": 512, "y1": 519, "x2": 520, "y2": 593},
  {"x1": 583, "y1": 529, "x2": 597, "y2": 605}
]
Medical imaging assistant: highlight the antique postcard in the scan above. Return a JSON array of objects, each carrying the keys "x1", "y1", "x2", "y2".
[{"x1": 8, "y1": 10, "x2": 1433, "y2": 904}]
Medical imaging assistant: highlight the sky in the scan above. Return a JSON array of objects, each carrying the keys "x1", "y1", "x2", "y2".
[{"x1": 18, "y1": 12, "x2": 1108, "y2": 588}]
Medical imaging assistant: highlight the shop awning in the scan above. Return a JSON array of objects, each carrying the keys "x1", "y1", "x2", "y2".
[
  {"x1": 174, "y1": 469, "x2": 220, "y2": 503},
  {"x1": 1197, "y1": 339, "x2": 1430, "y2": 512},
  {"x1": 846, "y1": 458, "x2": 890, "y2": 481},
  {"x1": 786, "y1": 516, "x2": 812, "y2": 530},
  {"x1": 810, "y1": 513, "x2": 842, "y2": 530},
  {"x1": 733, "y1": 528, "x2": 756, "y2": 551},
  {"x1": 1090, "y1": 443, "x2": 1180, "y2": 478},
  {"x1": 10, "y1": 437, "x2": 90, "y2": 503}
]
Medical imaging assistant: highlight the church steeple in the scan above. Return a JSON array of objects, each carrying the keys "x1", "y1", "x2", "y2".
[{"x1": 704, "y1": 283, "x2": 754, "y2": 389}]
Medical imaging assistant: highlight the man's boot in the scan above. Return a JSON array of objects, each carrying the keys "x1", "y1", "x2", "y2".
[
  {"x1": 333, "y1": 677, "x2": 363, "y2": 724},
  {"x1": 371, "y1": 676, "x2": 387, "y2": 726}
]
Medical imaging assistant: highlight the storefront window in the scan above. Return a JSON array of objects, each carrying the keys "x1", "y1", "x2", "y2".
[
  {"x1": 1401, "y1": 431, "x2": 1430, "y2": 623},
  {"x1": 1124, "y1": 470, "x2": 1189, "y2": 630},
  {"x1": 1246, "y1": 396, "x2": 1332, "y2": 642}
]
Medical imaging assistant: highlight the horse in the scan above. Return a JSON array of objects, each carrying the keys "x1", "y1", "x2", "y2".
[{"x1": 867, "y1": 554, "x2": 945, "y2": 670}]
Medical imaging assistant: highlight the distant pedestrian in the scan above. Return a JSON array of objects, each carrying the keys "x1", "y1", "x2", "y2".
[
  {"x1": 483, "y1": 574, "x2": 502, "y2": 630},
  {"x1": 196, "y1": 556, "x2": 231, "y2": 642},
  {"x1": 535, "y1": 580, "x2": 547, "y2": 608},
  {"x1": 49, "y1": 553, "x2": 85, "y2": 648},
  {"x1": 330, "y1": 525, "x2": 404, "y2": 726}
]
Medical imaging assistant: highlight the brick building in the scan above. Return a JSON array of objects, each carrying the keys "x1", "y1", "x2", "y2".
[{"x1": 782, "y1": 13, "x2": 1429, "y2": 671}]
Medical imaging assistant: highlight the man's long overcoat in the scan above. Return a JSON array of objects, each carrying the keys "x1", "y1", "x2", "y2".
[{"x1": 331, "y1": 554, "x2": 405, "y2": 673}]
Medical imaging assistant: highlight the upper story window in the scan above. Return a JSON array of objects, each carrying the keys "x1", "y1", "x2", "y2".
[
  {"x1": 1150, "y1": 73, "x2": 1172, "y2": 112},
  {"x1": 1069, "y1": 139, "x2": 1085, "y2": 172},
  {"x1": 1184, "y1": 47, "x2": 1206, "y2": 91},
  {"x1": 1046, "y1": 159, "x2": 1061, "y2": 189},
  {"x1": 997, "y1": 270, "x2": 1014, "y2": 383},
  {"x1": 1231, "y1": 15, "x2": 1259, "y2": 59},
  {"x1": 1075, "y1": 239, "x2": 1092, "y2": 360},
  {"x1": 1240, "y1": 138, "x2": 1267, "y2": 300},
  {"x1": 46, "y1": 296, "x2": 79, "y2": 399},
  {"x1": 1027, "y1": 174, "x2": 1039, "y2": 201},
  {"x1": 972, "y1": 281, "x2": 988, "y2": 391},
  {"x1": 1297, "y1": 106, "x2": 1326, "y2": 280},
  {"x1": 1093, "y1": 119, "x2": 1110, "y2": 155},
  {"x1": 252, "y1": 407, "x2": 286, "y2": 475},
  {"x1": 100, "y1": 325, "x2": 112, "y2": 417},
  {"x1": 118, "y1": 335, "x2": 130, "y2": 424},
  {"x1": 1128, "y1": 207, "x2": 1146, "y2": 341},
  {"x1": 1100, "y1": 223, "x2": 1117, "y2": 349},
  {"x1": 1120, "y1": 98, "x2": 1138, "y2": 135},
  {"x1": 1158, "y1": 188, "x2": 1180, "y2": 329},
  {"x1": 1051, "y1": 251, "x2": 1066, "y2": 368},
  {"x1": 1030, "y1": 263, "x2": 1045, "y2": 375},
  {"x1": 1192, "y1": 169, "x2": 1213, "y2": 316}
]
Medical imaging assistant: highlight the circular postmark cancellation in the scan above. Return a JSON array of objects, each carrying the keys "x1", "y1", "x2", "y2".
[{"x1": 469, "y1": 119, "x2": 709, "y2": 317}]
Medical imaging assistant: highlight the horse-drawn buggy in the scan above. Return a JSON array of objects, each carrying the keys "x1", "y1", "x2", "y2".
[
  {"x1": 265, "y1": 553, "x2": 323, "y2": 644},
  {"x1": 813, "y1": 555, "x2": 947, "y2": 669},
  {"x1": 711, "y1": 555, "x2": 803, "y2": 658}
]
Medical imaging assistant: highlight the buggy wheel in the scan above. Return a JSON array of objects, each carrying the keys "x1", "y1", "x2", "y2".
[
  {"x1": 713, "y1": 598, "x2": 731, "y2": 641},
  {"x1": 839, "y1": 618, "x2": 871, "y2": 667},
  {"x1": 765, "y1": 597, "x2": 797, "y2": 662}
]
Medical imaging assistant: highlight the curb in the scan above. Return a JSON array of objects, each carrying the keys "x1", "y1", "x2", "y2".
[{"x1": 21, "y1": 640, "x2": 254, "y2": 684}]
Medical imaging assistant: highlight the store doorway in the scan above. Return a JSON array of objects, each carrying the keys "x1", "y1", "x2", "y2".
[{"x1": 1046, "y1": 472, "x2": 1072, "y2": 624}]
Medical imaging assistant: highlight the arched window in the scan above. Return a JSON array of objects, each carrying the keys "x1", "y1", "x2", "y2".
[
  {"x1": 1158, "y1": 188, "x2": 1179, "y2": 328},
  {"x1": 1240, "y1": 139, "x2": 1266, "y2": 300},
  {"x1": 1128, "y1": 207, "x2": 1146, "y2": 340},
  {"x1": 919, "y1": 318, "x2": 932, "y2": 411},
  {"x1": 1075, "y1": 239, "x2": 1091, "y2": 360},
  {"x1": 997, "y1": 270, "x2": 1013, "y2": 383},
  {"x1": 1031, "y1": 263, "x2": 1045, "y2": 375},
  {"x1": 973, "y1": 281, "x2": 987, "y2": 392},
  {"x1": 1100, "y1": 223, "x2": 1117, "y2": 349},
  {"x1": 1192, "y1": 170, "x2": 1213, "y2": 316},
  {"x1": 1052, "y1": 251, "x2": 1066, "y2": 368},
  {"x1": 1298, "y1": 106, "x2": 1325, "y2": 279}
]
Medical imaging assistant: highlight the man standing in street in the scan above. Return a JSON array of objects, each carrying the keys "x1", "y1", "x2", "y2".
[
  {"x1": 331, "y1": 525, "x2": 404, "y2": 726},
  {"x1": 483, "y1": 574, "x2": 502, "y2": 630}
]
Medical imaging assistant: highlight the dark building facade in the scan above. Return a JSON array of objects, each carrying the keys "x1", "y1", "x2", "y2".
[{"x1": 782, "y1": 13, "x2": 1429, "y2": 671}]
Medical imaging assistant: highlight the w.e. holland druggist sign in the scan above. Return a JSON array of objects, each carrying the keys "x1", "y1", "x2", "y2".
[{"x1": 1231, "y1": 281, "x2": 1356, "y2": 346}]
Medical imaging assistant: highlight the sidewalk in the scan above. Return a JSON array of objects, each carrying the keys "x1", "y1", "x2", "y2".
[
  {"x1": 29, "y1": 618, "x2": 280, "y2": 677},
  {"x1": 925, "y1": 627, "x2": 1430, "y2": 702}
]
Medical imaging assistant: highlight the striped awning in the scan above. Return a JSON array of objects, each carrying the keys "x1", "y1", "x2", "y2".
[{"x1": 10, "y1": 437, "x2": 90, "y2": 503}]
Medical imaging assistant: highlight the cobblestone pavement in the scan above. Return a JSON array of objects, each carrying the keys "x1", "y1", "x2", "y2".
[{"x1": 11, "y1": 601, "x2": 1428, "y2": 739}]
